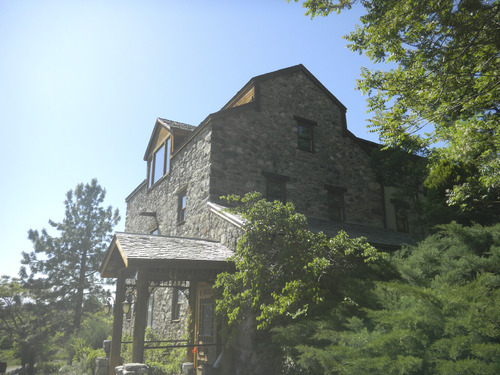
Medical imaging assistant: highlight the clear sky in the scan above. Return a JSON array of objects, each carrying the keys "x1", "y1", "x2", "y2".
[{"x1": 0, "y1": 0, "x2": 379, "y2": 278}]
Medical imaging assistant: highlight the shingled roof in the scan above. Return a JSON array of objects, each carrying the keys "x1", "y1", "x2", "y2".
[
  {"x1": 307, "y1": 217, "x2": 415, "y2": 250},
  {"x1": 157, "y1": 118, "x2": 197, "y2": 132},
  {"x1": 100, "y1": 232, "x2": 234, "y2": 278},
  {"x1": 208, "y1": 201, "x2": 414, "y2": 250}
]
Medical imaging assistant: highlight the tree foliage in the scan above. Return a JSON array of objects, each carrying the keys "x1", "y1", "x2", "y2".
[
  {"x1": 293, "y1": 0, "x2": 499, "y2": 215},
  {"x1": 214, "y1": 193, "x2": 387, "y2": 335},
  {"x1": 275, "y1": 222, "x2": 500, "y2": 374},
  {"x1": 0, "y1": 277, "x2": 59, "y2": 375},
  {"x1": 20, "y1": 179, "x2": 119, "y2": 334}
]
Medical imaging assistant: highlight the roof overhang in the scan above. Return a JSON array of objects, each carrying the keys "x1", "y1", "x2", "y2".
[{"x1": 100, "y1": 232, "x2": 234, "y2": 279}]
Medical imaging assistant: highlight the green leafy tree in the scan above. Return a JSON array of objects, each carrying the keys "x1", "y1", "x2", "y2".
[
  {"x1": 292, "y1": 0, "x2": 499, "y2": 218},
  {"x1": 0, "y1": 276, "x2": 59, "y2": 375},
  {"x1": 275, "y1": 222, "x2": 500, "y2": 374},
  {"x1": 20, "y1": 179, "x2": 120, "y2": 334},
  {"x1": 214, "y1": 193, "x2": 388, "y2": 372}
]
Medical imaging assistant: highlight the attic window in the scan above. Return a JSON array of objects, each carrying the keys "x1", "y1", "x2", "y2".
[
  {"x1": 295, "y1": 116, "x2": 317, "y2": 152},
  {"x1": 148, "y1": 137, "x2": 171, "y2": 187}
]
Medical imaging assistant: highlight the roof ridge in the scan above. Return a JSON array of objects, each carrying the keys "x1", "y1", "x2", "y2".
[{"x1": 157, "y1": 118, "x2": 197, "y2": 130}]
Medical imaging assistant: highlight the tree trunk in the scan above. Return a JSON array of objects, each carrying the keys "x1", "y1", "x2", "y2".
[{"x1": 73, "y1": 248, "x2": 88, "y2": 331}]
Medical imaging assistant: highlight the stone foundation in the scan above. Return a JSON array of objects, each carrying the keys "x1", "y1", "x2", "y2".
[{"x1": 115, "y1": 363, "x2": 150, "y2": 375}]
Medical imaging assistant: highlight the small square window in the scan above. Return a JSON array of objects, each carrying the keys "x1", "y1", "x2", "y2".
[
  {"x1": 263, "y1": 172, "x2": 289, "y2": 203},
  {"x1": 267, "y1": 179, "x2": 286, "y2": 203}
]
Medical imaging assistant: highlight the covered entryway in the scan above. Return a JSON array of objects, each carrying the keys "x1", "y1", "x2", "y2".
[{"x1": 100, "y1": 232, "x2": 234, "y2": 375}]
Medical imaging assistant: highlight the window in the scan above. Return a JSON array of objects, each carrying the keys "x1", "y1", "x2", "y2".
[
  {"x1": 326, "y1": 185, "x2": 346, "y2": 222},
  {"x1": 125, "y1": 299, "x2": 133, "y2": 321},
  {"x1": 171, "y1": 288, "x2": 183, "y2": 321},
  {"x1": 150, "y1": 227, "x2": 159, "y2": 235},
  {"x1": 178, "y1": 189, "x2": 187, "y2": 223},
  {"x1": 148, "y1": 137, "x2": 171, "y2": 187},
  {"x1": 263, "y1": 172, "x2": 289, "y2": 203},
  {"x1": 147, "y1": 294, "x2": 154, "y2": 328},
  {"x1": 393, "y1": 200, "x2": 410, "y2": 233},
  {"x1": 153, "y1": 144, "x2": 165, "y2": 185},
  {"x1": 295, "y1": 116, "x2": 316, "y2": 152}
]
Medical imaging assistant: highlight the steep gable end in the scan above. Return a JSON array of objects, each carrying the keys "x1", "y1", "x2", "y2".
[
  {"x1": 223, "y1": 64, "x2": 346, "y2": 109},
  {"x1": 221, "y1": 84, "x2": 255, "y2": 110},
  {"x1": 144, "y1": 119, "x2": 196, "y2": 160}
]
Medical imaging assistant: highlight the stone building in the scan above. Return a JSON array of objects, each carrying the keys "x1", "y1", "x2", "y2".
[{"x1": 100, "y1": 64, "x2": 415, "y2": 375}]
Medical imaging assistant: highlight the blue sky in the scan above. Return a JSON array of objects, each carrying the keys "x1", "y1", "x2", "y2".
[{"x1": 0, "y1": 0, "x2": 379, "y2": 278}]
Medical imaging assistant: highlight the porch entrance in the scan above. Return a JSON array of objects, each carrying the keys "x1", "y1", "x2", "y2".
[
  {"x1": 194, "y1": 283, "x2": 217, "y2": 374},
  {"x1": 99, "y1": 232, "x2": 233, "y2": 375}
]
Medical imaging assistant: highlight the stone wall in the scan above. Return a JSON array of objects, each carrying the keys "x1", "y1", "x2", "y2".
[
  {"x1": 122, "y1": 285, "x2": 189, "y2": 341},
  {"x1": 125, "y1": 124, "x2": 213, "y2": 238},
  {"x1": 209, "y1": 69, "x2": 385, "y2": 228}
]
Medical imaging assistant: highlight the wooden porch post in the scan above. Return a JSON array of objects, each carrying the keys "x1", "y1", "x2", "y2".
[
  {"x1": 109, "y1": 272, "x2": 126, "y2": 375},
  {"x1": 132, "y1": 270, "x2": 149, "y2": 363}
]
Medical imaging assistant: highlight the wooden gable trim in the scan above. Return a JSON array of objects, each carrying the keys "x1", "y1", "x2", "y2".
[
  {"x1": 100, "y1": 235, "x2": 128, "y2": 278},
  {"x1": 143, "y1": 120, "x2": 172, "y2": 161},
  {"x1": 221, "y1": 83, "x2": 255, "y2": 111}
]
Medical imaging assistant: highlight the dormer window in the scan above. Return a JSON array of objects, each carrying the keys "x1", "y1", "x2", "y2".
[{"x1": 148, "y1": 137, "x2": 171, "y2": 187}]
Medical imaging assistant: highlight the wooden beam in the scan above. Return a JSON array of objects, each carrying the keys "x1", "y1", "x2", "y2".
[
  {"x1": 109, "y1": 272, "x2": 126, "y2": 375},
  {"x1": 132, "y1": 270, "x2": 150, "y2": 363}
]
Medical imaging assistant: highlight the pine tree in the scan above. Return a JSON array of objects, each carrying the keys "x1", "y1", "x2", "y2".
[
  {"x1": 20, "y1": 179, "x2": 120, "y2": 334},
  {"x1": 276, "y1": 222, "x2": 500, "y2": 374}
]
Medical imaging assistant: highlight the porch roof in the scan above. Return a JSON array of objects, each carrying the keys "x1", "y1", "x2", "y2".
[{"x1": 100, "y1": 232, "x2": 234, "y2": 278}]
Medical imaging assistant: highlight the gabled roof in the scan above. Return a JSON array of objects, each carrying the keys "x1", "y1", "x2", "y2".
[
  {"x1": 157, "y1": 118, "x2": 197, "y2": 132},
  {"x1": 100, "y1": 232, "x2": 234, "y2": 278},
  {"x1": 143, "y1": 118, "x2": 196, "y2": 161},
  {"x1": 220, "y1": 64, "x2": 347, "y2": 113}
]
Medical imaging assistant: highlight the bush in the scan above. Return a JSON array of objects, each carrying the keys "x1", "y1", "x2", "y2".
[
  {"x1": 119, "y1": 329, "x2": 186, "y2": 375},
  {"x1": 35, "y1": 361, "x2": 61, "y2": 374}
]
